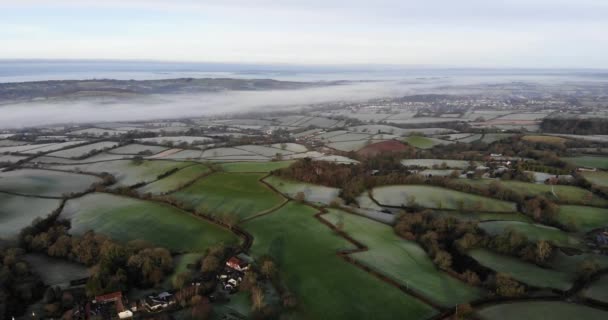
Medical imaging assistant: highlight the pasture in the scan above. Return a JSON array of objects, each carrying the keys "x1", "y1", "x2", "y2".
[
  {"x1": 401, "y1": 159, "x2": 472, "y2": 169},
  {"x1": 563, "y1": 156, "x2": 608, "y2": 170},
  {"x1": 476, "y1": 301, "x2": 608, "y2": 320},
  {"x1": 403, "y1": 136, "x2": 451, "y2": 149},
  {"x1": 170, "y1": 173, "x2": 284, "y2": 221},
  {"x1": 478, "y1": 221, "x2": 582, "y2": 248},
  {"x1": 555, "y1": 205, "x2": 608, "y2": 232},
  {"x1": 137, "y1": 136, "x2": 214, "y2": 145},
  {"x1": 243, "y1": 202, "x2": 437, "y2": 320},
  {"x1": 584, "y1": 274, "x2": 608, "y2": 304},
  {"x1": 324, "y1": 210, "x2": 482, "y2": 306},
  {"x1": 48, "y1": 141, "x2": 119, "y2": 158},
  {"x1": 522, "y1": 135, "x2": 569, "y2": 145},
  {"x1": 264, "y1": 175, "x2": 341, "y2": 205},
  {"x1": 0, "y1": 194, "x2": 61, "y2": 239},
  {"x1": 109, "y1": 143, "x2": 168, "y2": 155},
  {"x1": 23, "y1": 254, "x2": 90, "y2": 288},
  {"x1": 372, "y1": 185, "x2": 516, "y2": 212},
  {"x1": 138, "y1": 164, "x2": 210, "y2": 195},
  {"x1": 220, "y1": 161, "x2": 294, "y2": 173},
  {"x1": 582, "y1": 171, "x2": 608, "y2": 187},
  {"x1": 0, "y1": 169, "x2": 100, "y2": 197},
  {"x1": 60, "y1": 193, "x2": 239, "y2": 252},
  {"x1": 468, "y1": 249, "x2": 572, "y2": 290}
]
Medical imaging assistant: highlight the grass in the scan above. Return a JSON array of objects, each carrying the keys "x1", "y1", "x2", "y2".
[
  {"x1": 476, "y1": 301, "x2": 608, "y2": 320},
  {"x1": 164, "y1": 253, "x2": 202, "y2": 290},
  {"x1": 242, "y1": 202, "x2": 437, "y2": 320},
  {"x1": 0, "y1": 169, "x2": 100, "y2": 197},
  {"x1": 220, "y1": 160, "x2": 294, "y2": 173},
  {"x1": 23, "y1": 253, "x2": 90, "y2": 288},
  {"x1": 584, "y1": 274, "x2": 608, "y2": 304},
  {"x1": 457, "y1": 179, "x2": 608, "y2": 207},
  {"x1": 170, "y1": 173, "x2": 284, "y2": 221},
  {"x1": 403, "y1": 136, "x2": 449, "y2": 149},
  {"x1": 555, "y1": 205, "x2": 608, "y2": 232},
  {"x1": 468, "y1": 249, "x2": 572, "y2": 290},
  {"x1": 433, "y1": 211, "x2": 533, "y2": 223},
  {"x1": 372, "y1": 185, "x2": 517, "y2": 212},
  {"x1": 137, "y1": 164, "x2": 210, "y2": 195},
  {"x1": 563, "y1": 156, "x2": 608, "y2": 170},
  {"x1": 61, "y1": 193, "x2": 239, "y2": 252},
  {"x1": 547, "y1": 250, "x2": 608, "y2": 275},
  {"x1": 582, "y1": 171, "x2": 608, "y2": 187},
  {"x1": 401, "y1": 159, "x2": 472, "y2": 169},
  {"x1": 323, "y1": 209, "x2": 483, "y2": 306},
  {"x1": 522, "y1": 135, "x2": 568, "y2": 145},
  {"x1": 0, "y1": 194, "x2": 61, "y2": 239},
  {"x1": 264, "y1": 175, "x2": 341, "y2": 205},
  {"x1": 479, "y1": 221, "x2": 582, "y2": 248}
]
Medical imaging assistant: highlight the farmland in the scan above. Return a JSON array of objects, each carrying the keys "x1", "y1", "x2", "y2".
[
  {"x1": 48, "y1": 141, "x2": 119, "y2": 158},
  {"x1": 170, "y1": 173, "x2": 284, "y2": 220},
  {"x1": 478, "y1": 221, "x2": 582, "y2": 248},
  {"x1": 109, "y1": 143, "x2": 167, "y2": 155},
  {"x1": 220, "y1": 160, "x2": 294, "y2": 173},
  {"x1": 403, "y1": 136, "x2": 451, "y2": 149},
  {"x1": 582, "y1": 170, "x2": 608, "y2": 187},
  {"x1": 0, "y1": 169, "x2": 100, "y2": 197},
  {"x1": 264, "y1": 175, "x2": 341, "y2": 205},
  {"x1": 371, "y1": 185, "x2": 516, "y2": 212},
  {"x1": 60, "y1": 193, "x2": 239, "y2": 252},
  {"x1": 0, "y1": 194, "x2": 61, "y2": 238},
  {"x1": 323, "y1": 210, "x2": 483, "y2": 306},
  {"x1": 584, "y1": 274, "x2": 608, "y2": 304},
  {"x1": 476, "y1": 301, "x2": 608, "y2": 320},
  {"x1": 563, "y1": 156, "x2": 608, "y2": 169},
  {"x1": 401, "y1": 159, "x2": 472, "y2": 169},
  {"x1": 243, "y1": 202, "x2": 437, "y2": 320},
  {"x1": 555, "y1": 205, "x2": 608, "y2": 232},
  {"x1": 23, "y1": 254, "x2": 90, "y2": 288},
  {"x1": 137, "y1": 164, "x2": 210, "y2": 195}
]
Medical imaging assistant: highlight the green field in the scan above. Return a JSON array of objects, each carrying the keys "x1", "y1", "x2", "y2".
[
  {"x1": 170, "y1": 173, "x2": 284, "y2": 221},
  {"x1": 323, "y1": 210, "x2": 483, "y2": 306},
  {"x1": 220, "y1": 160, "x2": 294, "y2": 173},
  {"x1": 61, "y1": 193, "x2": 239, "y2": 252},
  {"x1": 23, "y1": 253, "x2": 90, "y2": 288},
  {"x1": 49, "y1": 160, "x2": 194, "y2": 187},
  {"x1": 584, "y1": 274, "x2": 608, "y2": 304},
  {"x1": 403, "y1": 136, "x2": 450, "y2": 149},
  {"x1": 582, "y1": 171, "x2": 608, "y2": 187},
  {"x1": 372, "y1": 185, "x2": 517, "y2": 212},
  {"x1": 468, "y1": 249, "x2": 572, "y2": 290},
  {"x1": 563, "y1": 156, "x2": 608, "y2": 170},
  {"x1": 477, "y1": 301, "x2": 608, "y2": 320},
  {"x1": 556, "y1": 205, "x2": 608, "y2": 232},
  {"x1": 0, "y1": 194, "x2": 62, "y2": 239},
  {"x1": 0, "y1": 169, "x2": 100, "y2": 197},
  {"x1": 163, "y1": 253, "x2": 202, "y2": 290},
  {"x1": 457, "y1": 179, "x2": 608, "y2": 207},
  {"x1": 264, "y1": 175, "x2": 341, "y2": 205},
  {"x1": 138, "y1": 164, "x2": 210, "y2": 195},
  {"x1": 547, "y1": 250, "x2": 608, "y2": 274},
  {"x1": 479, "y1": 221, "x2": 582, "y2": 248},
  {"x1": 433, "y1": 211, "x2": 533, "y2": 223},
  {"x1": 243, "y1": 202, "x2": 437, "y2": 320}
]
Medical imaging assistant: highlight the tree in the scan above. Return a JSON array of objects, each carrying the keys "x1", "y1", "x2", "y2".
[
  {"x1": 260, "y1": 260, "x2": 276, "y2": 279},
  {"x1": 494, "y1": 273, "x2": 525, "y2": 297},
  {"x1": 535, "y1": 240, "x2": 553, "y2": 263},
  {"x1": 294, "y1": 191, "x2": 306, "y2": 203},
  {"x1": 433, "y1": 250, "x2": 452, "y2": 270},
  {"x1": 251, "y1": 286, "x2": 265, "y2": 312},
  {"x1": 201, "y1": 255, "x2": 221, "y2": 273},
  {"x1": 577, "y1": 259, "x2": 600, "y2": 281}
]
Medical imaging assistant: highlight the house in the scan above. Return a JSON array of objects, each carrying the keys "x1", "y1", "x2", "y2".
[
  {"x1": 226, "y1": 257, "x2": 250, "y2": 272},
  {"x1": 143, "y1": 292, "x2": 175, "y2": 312}
]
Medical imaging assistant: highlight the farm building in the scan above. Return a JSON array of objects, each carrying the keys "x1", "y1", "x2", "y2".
[{"x1": 226, "y1": 256, "x2": 250, "y2": 272}]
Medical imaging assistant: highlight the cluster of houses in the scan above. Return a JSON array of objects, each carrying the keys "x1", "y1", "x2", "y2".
[{"x1": 218, "y1": 255, "x2": 251, "y2": 293}]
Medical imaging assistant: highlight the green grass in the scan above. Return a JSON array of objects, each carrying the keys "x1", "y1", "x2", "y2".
[
  {"x1": 23, "y1": 253, "x2": 90, "y2": 288},
  {"x1": 479, "y1": 221, "x2": 582, "y2": 248},
  {"x1": 433, "y1": 211, "x2": 533, "y2": 223},
  {"x1": 264, "y1": 175, "x2": 341, "y2": 205},
  {"x1": 323, "y1": 209, "x2": 483, "y2": 306},
  {"x1": 476, "y1": 301, "x2": 608, "y2": 320},
  {"x1": 403, "y1": 136, "x2": 448, "y2": 149},
  {"x1": 556, "y1": 205, "x2": 608, "y2": 232},
  {"x1": 468, "y1": 249, "x2": 572, "y2": 290},
  {"x1": 164, "y1": 253, "x2": 202, "y2": 289},
  {"x1": 0, "y1": 194, "x2": 62, "y2": 239},
  {"x1": 243, "y1": 202, "x2": 437, "y2": 320},
  {"x1": 584, "y1": 274, "x2": 608, "y2": 304},
  {"x1": 61, "y1": 193, "x2": 239, "y2": 252},
  {"x1": 547, "y1": 250, "x2": 608, "y2": 275},
  {"x1": 458, "y1": 179, "x2": 608, "y2": 207},
  {"x1": 220, "y1": 160, "x2": 294, "y2": 172},
  {"x1": 170, "y1": 173, "x2": 284, "y2": 221},
  {"x1": 563, "y1": 156, "x2": 608, "y2": 170},
  {"x1": 582, "y1": 171, "x2": 608, "y2": 187},
  {"x1": 138, "y1": 164, "x2": 210, "y2": 195},
  {"x1": 0, "y1": 169, "x2": 100, "y2": 197},
  {"x1": 372, "y1": 185, "x2": 517, "y2": 212}
]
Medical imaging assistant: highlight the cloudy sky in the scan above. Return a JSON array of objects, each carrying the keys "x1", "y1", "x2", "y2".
[{"x1": 1, "y1": 0, "x2": 607, "y2": 68}]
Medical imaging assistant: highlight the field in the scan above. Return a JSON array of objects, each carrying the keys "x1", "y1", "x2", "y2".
[
  {"x1": 563, "y1": 156, "x2": 608, "y2": 169},
  {"x1": 401, "y1": 159, "x2": 471, "y2": 169},
  {"x1": 137, "y1": 136, "x2": 214, "y2": 145},
  {"x1": 60, "y1": 193, "x2": 239, "y2": 252},
  {"x1": 243, "y1": 202, "x2": 437, "y2": 320},
  {"x1": 220, "y1": 161, "x2": 294, "y2": 173},
  {"x1": 48, "y1": 141, "x2": 119, "y2": 158},
  {"x1": 555, "y1": 205, "x2": 608, "y2": 232},
  {"x1": 478, "y1": 221, "x2": 582, "y2": 248},
  {"x1": 403, "y1": 136, "x2": 451, "y2": 149},
  {"x1": 372, "y1": 185, "x2": 516, "y2": 212},
  {"x1": 0, "y1": 194, "x2": 61, "y2": 239},
  {"x1": 0, "y1": 169, "x2": 100, "y2": 197},
  {"x1": 264, "y1": 175, "x2": 341, "y2": 205},
  {"x1": 582, "y1": 171, "x2": 608, "y2": 187},
  {"x1": 109, "y1": 143, "x2": 168, "y2": 155},
  {"x1": 458, "y1": 179, "x2": 608, "y2": 207},
  {"x1": 480, "y1": 133, "x2": 514, "y2": 144},
  {"x1": 357, "y1": 140, "x2": 409, "y2": 157},
  {"x1": 468, "y1": 249, "x2": 572, "y2": 290},
  {"x1": 522, "y1": 135, "x2": 569, "y2": 145},
  {"x1": 0, "y1": 154, "x2": 27, "y2": 164},
  {"x1": 137, "y1": 164, "x2": 210, "y2": 195},
  {"x1": 170, "y1": 173, "x2": 284, "y2": 221},
  {"x1": 23, "y1": 253, "x2": 90, "y2": 288},
  {"x1": 323, "y1": 210, "x2": 482, "y2": 306},
  {"x1": 49, "y1": 160, "x2": 193, "y2": 187},
  {"x1": 19, "y1": 141, "x2": 88, "y2": 154},
  {"x1": 584, "y1": 274, "x2": 608, "y2": 304},
  {"x1": 476, "y1": 301, "x2": 608, "y2": 320}
]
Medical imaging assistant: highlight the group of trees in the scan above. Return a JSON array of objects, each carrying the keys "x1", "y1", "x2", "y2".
[
  {"x1": 0, "y1": 248, "x2": 44, "y2": 318},
  {"x1": 19, "y1": 218, "x2": 173, "y2": 297}
]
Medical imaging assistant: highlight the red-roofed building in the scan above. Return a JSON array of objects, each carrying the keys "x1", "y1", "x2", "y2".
[{"x1": 226, "y1": 257, "x2": 250, "y2": 272}]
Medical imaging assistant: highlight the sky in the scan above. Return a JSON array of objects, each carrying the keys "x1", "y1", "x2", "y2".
[{"x1": 1, "y1": 0, "x2": 608, "y2": 68}]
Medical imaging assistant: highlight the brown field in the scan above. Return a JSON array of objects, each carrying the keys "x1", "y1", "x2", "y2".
[{"x1": 357, "y1": 140, "x2": 411, "y2": 157}]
